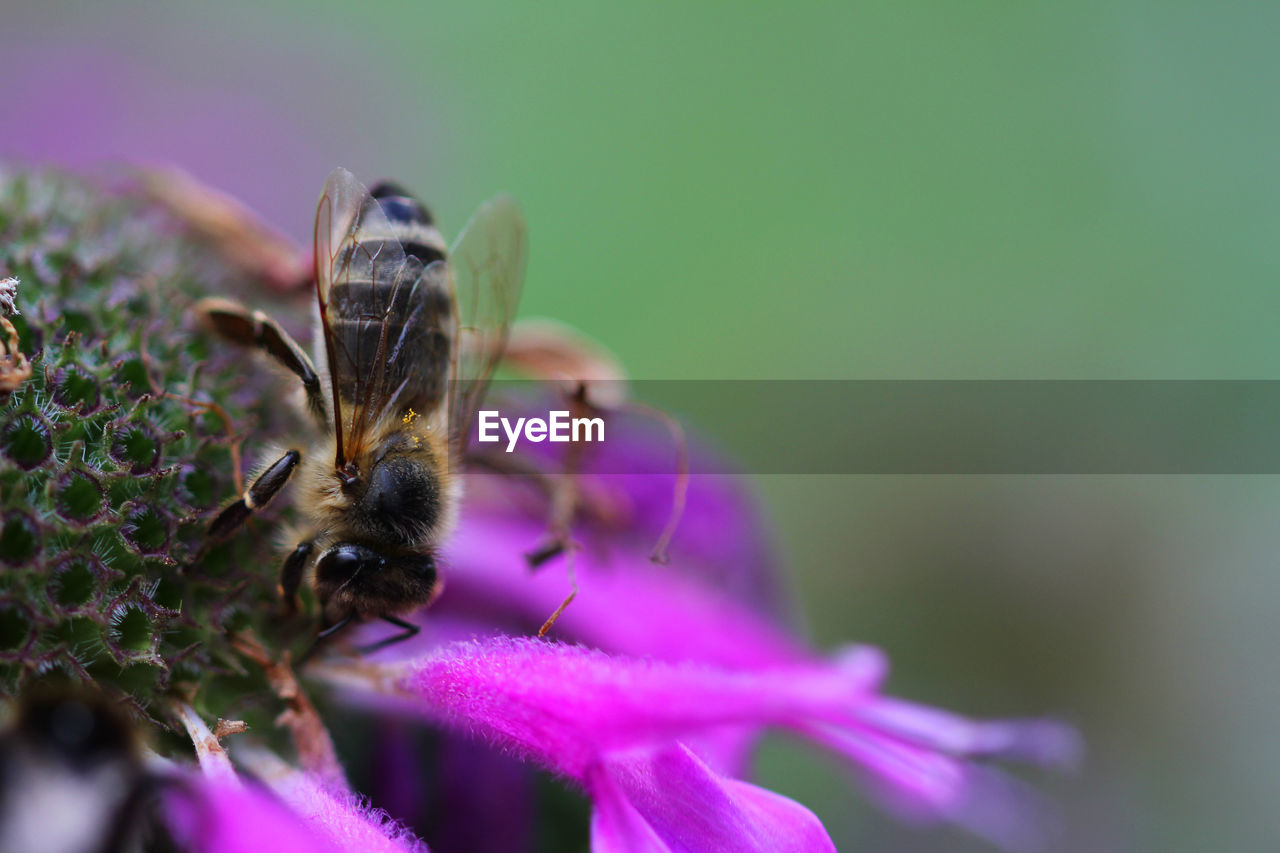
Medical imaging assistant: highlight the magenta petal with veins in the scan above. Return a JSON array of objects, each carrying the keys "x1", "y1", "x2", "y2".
[
  {"x1": 588, "y1": 744, "x2": 836, "y2": 853},
  {"x1": 327, "y1": 635, "x2": 1078, "y2": 850}
]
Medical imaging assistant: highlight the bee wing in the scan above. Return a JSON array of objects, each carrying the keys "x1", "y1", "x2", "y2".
[
  {"x1": 315, "y1": 168, "x2": 447, "y2": 465},
  {"x1": 315, "y1": 168, "x2": 403, "y2": 286},
  {"x1": 448, "y1": 195, "x2": 527, "y2": 447}
]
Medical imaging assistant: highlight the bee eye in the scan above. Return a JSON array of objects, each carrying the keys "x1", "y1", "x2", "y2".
[{"x1": 315, "y1": 543, "x2": 384, "y2": 581}]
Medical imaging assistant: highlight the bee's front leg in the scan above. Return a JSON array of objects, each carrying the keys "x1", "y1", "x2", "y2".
[
  {"x1": 355, "y1": 616, "x2": 421, "y2": 656},
  {"x1": 296, "y1": 613, "x2": 354, "y2": 666},
  {"x1": 278, "y1": 540, "x2": 314, "y2": 615},
  {"x1": 208, "y1": 449, "x2": 301, "y2": 541}
]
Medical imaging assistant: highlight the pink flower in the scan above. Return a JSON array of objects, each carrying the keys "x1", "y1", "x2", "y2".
[
  {"x1": 7, "y1": 408, "x2": 1077, "y2": 851},
  {"x1": 290, "y1": 418, "x2": 1075, "y2": 851},
  {"x1": 322, "y1": 634, "x2": 1078, "y2": 851},
  {"x1": 161, "y1": 770, "x2": 428, "y2": 853},
  {"x1": 589, "y1": 744, "x2": 835, "y2": 853}
]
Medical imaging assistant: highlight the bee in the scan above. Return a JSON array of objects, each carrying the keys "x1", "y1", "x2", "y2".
[
  {"x1": 0, "y1": 690, "x2": 151, "y2": 853},
  {"x1": 200, "y1": 168, "x2": 526, "y2": 653}
]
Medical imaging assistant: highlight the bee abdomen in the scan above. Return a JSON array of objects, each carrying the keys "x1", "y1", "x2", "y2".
[
  {"x1": 400, "y1": 239, "x2": 446, "y2": 266},
  {"x1": 330, "y1": 237, "x2": 453, "y2": 411},
  {"x1": 371, "y1": 182, "x2": 434, "y2": 223},
  {"x1": 368, "y1": 184, "x2": 447, "y2": 267}
]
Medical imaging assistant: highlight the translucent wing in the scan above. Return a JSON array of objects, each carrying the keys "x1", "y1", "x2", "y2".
[
  {"x1": 448, "y1": 195, "x2": 527, "y2": 447},
  {"x1": 314, "y1": 168, "x2": 449, "y2": 468}
]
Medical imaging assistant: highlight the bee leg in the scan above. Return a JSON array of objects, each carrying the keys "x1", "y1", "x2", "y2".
[
  {"x1": 195, "y1": 298, "x2": 328, "y2": 429},
  {"x1": 355, "y1": 616, "x2": 421, "y2": 655},
  {"x1": 317, "y1": 614, "x2": 355, "y2": 639},
  {"x1": 296, "y1": 613, "x2": 355, "y2": 665},
  {"x1": 525, "y1": 456, "x2": 584, "y2": 568},
  {"x1": 527, "y1": 384, "x2": 602, "y2": 567},
  {"x1": 538, "y1": 545, "x2": 579, "y2": 637},
  {"x1": 614, "y1": 400, "x2": 689, "y2": 564},
  {"x1": 518, "y1": 462, "x2": 579, "y2": 568},
  {"x1": 464, "y1": 449, "x2": 580, "y2": 569},
  {"x1": 278, "y1": 540, "x2": 314, "y2": 615},
  {"x1": 208, "y1": 449, "x2": 301, "y2": 541},
  {"x1": 526, "y1": 509, "x2": 575, "y2": 567}
]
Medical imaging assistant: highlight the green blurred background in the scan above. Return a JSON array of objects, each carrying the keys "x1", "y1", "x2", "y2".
[{"x1": 5, "y1": 1, "x2": 1279, "y2": 849}]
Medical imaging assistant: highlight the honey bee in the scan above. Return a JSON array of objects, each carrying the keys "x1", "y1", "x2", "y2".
[
  {"x1": 200, "y1": 168, "x2": 525, "y2": 653},
  {"x1": 0, "y1": 690, "x2": 151, "y2": 853}
]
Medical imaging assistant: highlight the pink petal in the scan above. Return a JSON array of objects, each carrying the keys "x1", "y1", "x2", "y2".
[
  {"x1": 459, "y1": 413, "x2": 786, "y2": 619},
  {"x1": 851, "y1": 696, "x2": 1082, "y2": 768},
  {"x1": 440, "y1": 511, "x2": 811, "y2": 668},
  {"x1": 239, "y1": 752, "x2": 430, "y2": 853},
  {"x1": 161, "y1": 776, "x2": 336, "y2": 853},
  {"x1": 326, "y1": 636, "x2": 1076, "y2": 848},
  {"x1": 590, "y1": 783, "x2": 668, "y2": 853},
  {"x1": 377, "y1": 636, "x2": 886, "y2": 779},
  {"x1": 800, "y1": 722, "x2": 1063, "y2": 852},
  {"x1": 588, "y1": 743, "x2": 835, "y2": 853}
]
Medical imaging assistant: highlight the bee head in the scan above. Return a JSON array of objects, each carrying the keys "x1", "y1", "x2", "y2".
[
  {"x1": 314, "y1": 542, "x2": 386, "y2": 582},
  {"x1": 313, "y1": 542, "x2": 440, "y2": 616}
]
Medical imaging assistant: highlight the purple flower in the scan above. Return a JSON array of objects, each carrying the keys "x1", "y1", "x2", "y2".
[
  {"x1": 589, "y1": 744, "x2": 834, "y2": 853},
  {"x1": 322, "y1": 632, "x2": 1076, "y2": 851},
  {"x1": 244, "y1": 412, "x2": 1073, "y2": 852},
  {"x1": 10, "y1": 402, "x2": 1078, "y2": 851},
  {"x1": 159, "y1": 705, "x2": 428, "y2": 852},
  {"x1": 160, "y1": 770, "x2": 428, "y2": 853}
]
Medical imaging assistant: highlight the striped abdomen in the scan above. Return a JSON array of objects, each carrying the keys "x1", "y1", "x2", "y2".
[{"x1": 327, "y1": 184, "x2": 453, "y2": 418}]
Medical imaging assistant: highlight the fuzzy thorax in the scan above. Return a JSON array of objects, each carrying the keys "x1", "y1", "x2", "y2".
[{"x1": 294, "y1": 409, "x2": 459, "y2": 556}]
